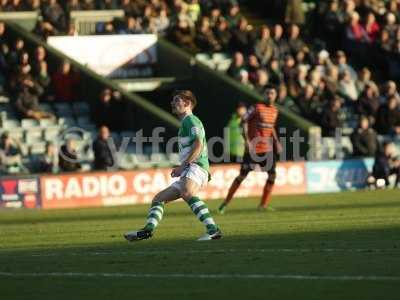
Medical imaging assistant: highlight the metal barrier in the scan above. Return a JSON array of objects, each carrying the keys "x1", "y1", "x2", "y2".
[
  {"x1": 70, "y1": 10, "x2": 124, "y2": 35},
  {"x1": 0, "y1": 12, "x2": 39, "y2": 31}
]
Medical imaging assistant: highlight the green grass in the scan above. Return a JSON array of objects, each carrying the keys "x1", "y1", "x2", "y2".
[{"x1": 1, "y1": 189, "x2": 400, "y2": 300}]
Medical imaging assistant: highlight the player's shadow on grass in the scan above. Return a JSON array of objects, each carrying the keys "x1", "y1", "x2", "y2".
[{"x1": 1, "y1": 198, "x2": 399, "y2": 226}]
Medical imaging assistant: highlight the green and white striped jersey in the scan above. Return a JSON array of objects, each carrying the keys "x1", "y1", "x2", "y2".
[{"x1": 178, "y1": 114, "x2": 209, "y2": 172}]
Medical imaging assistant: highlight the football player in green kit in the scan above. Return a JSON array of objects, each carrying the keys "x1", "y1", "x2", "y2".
[{"x1": 124, "y1": 90, "x2": 222, "y2": 242}]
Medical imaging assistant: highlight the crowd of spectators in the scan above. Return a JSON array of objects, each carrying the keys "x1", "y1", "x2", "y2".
[
  {"x1": 0, "y1": 21, "x2": 82, "y2": 116},
  {"x1": 315, "y1": 0, "x2": 400, "y2": 78},
  {"x1": 0, "y1": 22, "x2": 125, "y2": 174}
]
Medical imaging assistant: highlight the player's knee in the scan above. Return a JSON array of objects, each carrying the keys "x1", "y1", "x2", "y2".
[
  {"x1": 152, "y1": 192, "x2": 164, "y2": 205},
  {"x1": 181, "y1": 190, "x2": 193, "y2": 201},
  {"x1": 267, "y1": 172, "x2": 276, "y2": 184}
]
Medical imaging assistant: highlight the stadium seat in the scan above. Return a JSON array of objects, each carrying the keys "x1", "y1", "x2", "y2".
[
  {"x1": 21, "y1": 119, "x2": 39, "y2": 129},
  {"x1": 25, "y1": 128, "x2": 43, "y2": 145},
  {"x1": 8, "y1": 129, "x2": 24, "y2": 141},
  {"x1": 76, "y1": 116, "x2": 91, "y2": 126},
  {"x1": 29, "y1": 142, "x2": 46, "y2": 155},
  {"x1": 72, "y1": 102, "x2": 90, "y2": 114},
  {"x1": 58, "y1": 117, "x2": 77, "y2": 127},
  {"x1": 39, "y1": 103, "x2": 53, "y2": 113},
  {"x1": 341, "y1": 137, "x2": 354, "y2": 158},
  {"x1": 321, "y1": 137, "x2": 337, "y2": 159},
  {"x1": 39, "y1": 118, "x2": 57, "y2": 127},
  {"x1": 44, "y1": 127, "x2": 61, "y2": 141},
  {"x1": 2, "y1": 119, "x2": 20, "y2": 129}
]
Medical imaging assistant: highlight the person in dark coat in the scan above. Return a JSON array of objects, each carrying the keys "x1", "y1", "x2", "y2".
[
  {"x1": 350, "y1": 116, "x2": 378, "y2": 157},
  {"x1": 59, "y1": 139, "x2": 81, "y2": 172},
  {"x1": 320, "y1": 96, "x2": 342, "y2": 137},
  {"x1": 93, "y1": 126, "x2": 115, "y2": 170},
  {"x1": 372, "y1": 141, "x2": 400, "y2": 187},
  {"x1": 375, "y1": 96, "x2": 400, "y2": 135}
]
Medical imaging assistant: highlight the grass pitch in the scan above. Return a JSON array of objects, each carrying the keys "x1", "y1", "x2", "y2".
[{"x1": 1, "y1": 189, "x2": 400, "y2": 300}]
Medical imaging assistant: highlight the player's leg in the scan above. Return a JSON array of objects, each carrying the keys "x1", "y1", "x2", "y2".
[
  {"x1": 219, "y1": 153, "x2": 252, "y2": 213},
  {"x1": 259, "y1": 153, "x2": 277, "y2": 210},
  {"x1": 124, "y1": 185, "x2": 181, "y2": 242},
  {"x1": 180, "y1": 171, "x2": 221, "y2": 241}
]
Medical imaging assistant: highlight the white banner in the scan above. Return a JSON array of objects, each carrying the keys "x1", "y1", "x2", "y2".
[{"x1": 48, "y1": 35, "x2": 157, "y2": 78}]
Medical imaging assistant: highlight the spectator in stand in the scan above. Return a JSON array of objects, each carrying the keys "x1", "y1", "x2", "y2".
[
  {"x1": 282, "y1": 54, "x2": 297, "y2": 83},
  {"x1": 320, "y1": 96, "x2": 343, "y2": 136},
  {"x1": 324, "y1": 65, "x2": 340, "y2": 96},
  {"x1": 187, "y1": 0, "x2": 201, "y2": 23},
  {"x1": 81, "y1": 0, "x2": 95, "y2": 10},
  {"x1": 375, "y1": 96, "x2": 400, "y2": 135},
  {"x1": 154, "y1": 8, "x2": 170, "y2": 35},
  {"x1": 380, "y1": 81, "x2": 399, "y2": 103},
  {"x1": 0, "y1": 0, "x2": 13, "y2": 11},
  {"x1": 288, "y1": 64, "x2": 308, "y2": 98},
  {"x1": 287, "y1": 24, "x2": 308, "y2": 56},
  {"x1": 0, "y1": 132, "x2": 25, "y2": 174},
  {"x1": 273, "y1": 24, "x2": 290, "y2": 59},
  {"x1": 119, "y1": 16, "x2": 143, "y2": 34},
  {"x1": 42, "y1": 0, "x2": 67, "y2": 32},
  {"x1": 195, "y1": 16, "x2": 221, "y2": 52},
  {"x1": 120, "y1": 0, "x2": 142, "y2": 17},
  {"x1": 363, "y1": 12, "x2": 380, "y2": 43},
  {"x1": 384, "y1": 12, "x2": 398, "y2": 38},
  {"x1": 253, "y1": 69, "x2": 269, "y2": 95},
  {"x1": 296, "y1": 84, "x2": 322, "y2": 122},
  {"x1": 321, "y1": 0, "x2": 343, "y2": 49},
  {"x1": 208, "y1": 6, "x2": 221, "y2": 28},
  {"x1": 226, "y1": 3, "x2": 241, "y2": 28},
  {"x1": 93, "y1": 125, "x2": 115, "y2": 170},
  {"x1": 66, "y1": 0, "x2": 82, "y2": 13},
  {"x1": 51, "y1": 60, "x2": 79, "y2": 102},
  {"x1": 59, "y1": 138, "x2": 81, "y2": 172},
  {"x1": 230, "y1": 17, "x2": 253, "y2": 54},
  {"x1": 351, "y1": 116, "x2": 378, "y2": 157},
  {"x1": 214, "y1": 18, "x2": 232, "y2": 52},
  {"x1": 338, "y1": 69, "x2": 359, "y2": 101},
  {"x1": 284, "y1": 0, "x2": 305, "y2": 25},
  {"x1": 169, "y1": 17, "x2": 197, "y2": 52},
  {"x1": 335, "y1": 50, "x2": 357, "y2": 80},
  {"x1": 33, "y1": 21, "x2": 58, "y2": 40},
  {"x1": 277, "y1": 83, "x2": 297, "y2": 111},
  {"x1": 38, "y1": 142, "x2": 59, "y2": 173},
  {"x1": 31, "y1": 46, "x2": 51, "y2": 99},
  {"x1": 357, "y1": 83, "x2": 380, "y2": 124},
  {"x1": 346, "y1": 11, "x2": 369, "y2": 43},
  {"x1": 227, "y1": 51, "x2": 245, "y2": 79},
  {"x1": 237, "y1": 69, "x2": 252, "y2": 90},
  {"x1": 93, "y1": 88, "x2": 124, "y2": 131},
  {"x1": 247, "y1": 54, "x2": 260, "y2": 84},
  {"x1": 14, "y1": 73, "x2": 54, "y2": 120},
  {"x1": 378, "y1": 29, "x2": 393, "y2": 52},
  {"x1": 254, "y1": 25, "x2": 275, "y2": 66},
  {"x1": 7, "y1": 37, "x2": 24, "y2": 68},
  {"x1": 355, "y1": 67, "x2": 377, "y2": 94},
  {"x1": 268, "y1": 58, "x2": 284, "y2": 86},
  {"x1": 372, "y1": 141, "x2": 400, "y2": 188}
]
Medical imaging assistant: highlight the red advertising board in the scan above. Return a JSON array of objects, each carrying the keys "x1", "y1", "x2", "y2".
[{"x1": 40, "y1": 162, "x2": 306, "y2": 209}]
